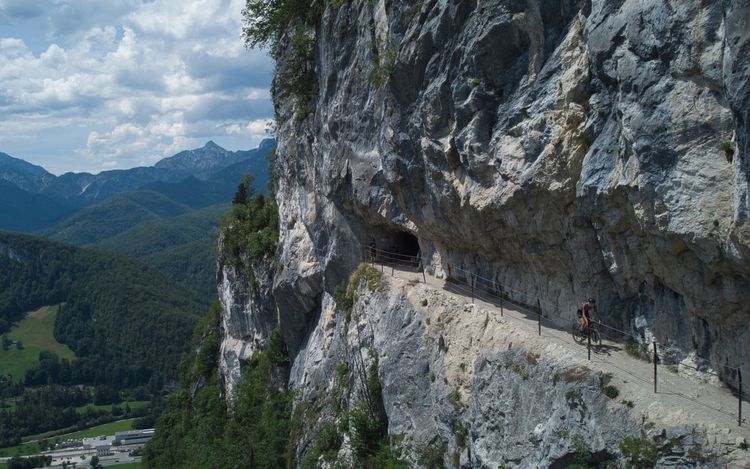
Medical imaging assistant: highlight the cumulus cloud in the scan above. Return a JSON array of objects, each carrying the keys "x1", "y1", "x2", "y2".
[{"x1": 0, "y1": 0, "x2": 274, "y2": 173}]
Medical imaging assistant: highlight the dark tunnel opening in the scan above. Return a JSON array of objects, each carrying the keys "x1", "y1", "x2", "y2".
[{"x1": 367, "y1": 229, "x2": 421, "y2": 264}]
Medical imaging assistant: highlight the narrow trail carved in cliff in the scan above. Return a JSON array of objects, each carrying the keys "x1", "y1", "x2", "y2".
[{"x1": 373, "y1": 260, "x2": 750, "y2": 444}]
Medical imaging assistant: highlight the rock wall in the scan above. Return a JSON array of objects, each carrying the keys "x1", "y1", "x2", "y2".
[
  {"x1": 217, "y1": 0, "x2": 750, "y2": 466},
  {"x1": 286, "y1": 271, "x2": 742, "y2": 467},
  {"x1": 271, "y1": 0, "x2": 750, "y2": 376},
  {"x1": 216, "y1": 235, "x2": 278, "y2": 398}
]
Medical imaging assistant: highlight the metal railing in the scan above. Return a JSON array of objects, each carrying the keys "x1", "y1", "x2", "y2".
[{"x1": 364, "y1": 245, "x2": 747, "y2": 427}]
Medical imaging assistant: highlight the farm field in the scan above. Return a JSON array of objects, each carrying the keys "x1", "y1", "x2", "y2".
[{"x1": 0, "y1": 305, "x2": 74, "y2": 381}]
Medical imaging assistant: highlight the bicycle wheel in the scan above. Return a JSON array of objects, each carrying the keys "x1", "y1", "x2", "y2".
[
  {"x1": 590, "y1": 327, "x2": 601, "y2": 346},
  {"x1": 572, "y1": 323, "x2": 585, "y2": 344}
]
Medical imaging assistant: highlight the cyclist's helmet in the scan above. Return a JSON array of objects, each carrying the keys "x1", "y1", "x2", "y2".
[{"x1": 587, "y1": 297, "x2": 596, "y2": 304}]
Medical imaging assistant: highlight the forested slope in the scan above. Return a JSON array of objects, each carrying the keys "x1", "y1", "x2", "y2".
[{"x1": 0, "y1": 232, "x2": 204, "y2": 386}]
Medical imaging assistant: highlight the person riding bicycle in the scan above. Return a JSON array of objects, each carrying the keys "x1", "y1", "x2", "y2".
[{"x1": 577, "y1": 297, "x2": 601, "y2": 334}]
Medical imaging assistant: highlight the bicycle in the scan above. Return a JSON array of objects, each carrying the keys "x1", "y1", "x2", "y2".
[{"x1": 572, "y1": 320, "x2": 601, "y2": 347}]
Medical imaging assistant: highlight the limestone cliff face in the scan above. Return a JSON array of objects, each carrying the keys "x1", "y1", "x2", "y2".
[
  {"x1": 217, "y1": 0, "x2": 750, "y2": 466},
  {"x1": 216, "y1": 234, "x2": 278, "y2": 398},
  {"x1": 272, "y1": 0, "x2": 750, "y2": 375}
]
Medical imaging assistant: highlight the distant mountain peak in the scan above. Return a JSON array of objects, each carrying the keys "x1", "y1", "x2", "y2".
[
  {"x1": 154, "y1": 140, "x2": 274, "y2": 177},
  {"x1": 0, "y1": 151, "x2": 56, "y2": 193}
]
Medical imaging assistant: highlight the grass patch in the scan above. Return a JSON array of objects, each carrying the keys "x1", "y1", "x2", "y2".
[
  {"x1": 0, "y1": 440, "x2": 40, "y2": 457},
  {"x1": 75, "y1": 400, "x2": 149, "y2": 414},
  {"x1": 720, "y1": 140, "x2": 734, "y2": 161},
  {"x1": 337, "y1": 263, "x2": 384, "y2": 322},
  {"x1": 0, "y1": 305, "x2": 75, "y2": 381},
  {"x1": 55, "y1": 418, "x2": 136, "y2": 440},
  {"x1": 111, "y1": 464, "x2": 143, "y2": 468},
  {"x1": 621, "y1": 400, "x2": 635, "y2": 408},
  {"x1": 620, "y1": 435, "x2": 675, "y2": 468},
  {"x1": 625, "y1": 341, "x2": 650, "y2": 361},
  {"x1": 601, "y1": 385, "x2": 620, "y2": 399}
]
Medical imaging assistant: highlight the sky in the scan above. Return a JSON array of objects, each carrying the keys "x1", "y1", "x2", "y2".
[{"x1": 0, "y1": 0, "x2": 274, "y2": 174}]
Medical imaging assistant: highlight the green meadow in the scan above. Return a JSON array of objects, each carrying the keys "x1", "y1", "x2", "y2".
[{"x1": 0, "y1": 305, "x2": 75, "y2": 381}]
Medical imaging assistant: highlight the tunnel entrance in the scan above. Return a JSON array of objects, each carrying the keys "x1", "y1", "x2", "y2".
[
  {"x1": 367, "y1": 229, "x2": 421, "y2": 268},
  {"x1": 388, "y1": 231, "x2": 420, "y2": 258}
]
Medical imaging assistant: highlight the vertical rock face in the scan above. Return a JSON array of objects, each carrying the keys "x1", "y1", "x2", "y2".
[
  {"x1": 217, "y1": 0, "x2": 750, "y2": 466},
  {"x1": 271, "y1": 0, "x2": 750, "y2": 375},
  {"x1": 216, "y1": 235, "x2": 278, "y2": 398}
]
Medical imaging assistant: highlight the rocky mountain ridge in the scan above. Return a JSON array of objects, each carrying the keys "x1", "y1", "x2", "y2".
[
  {"x1": 0, "y1": 139, "x2": 273, "y2": 206},
  {"x1": 214, "y1": 0, "x2": 750, "y2": 467},
  {"x1": 0, "y1": 139, "x2": 273, "y2": 231}
]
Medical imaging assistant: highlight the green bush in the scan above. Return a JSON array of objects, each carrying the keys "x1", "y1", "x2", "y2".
[
  {"x1": 720, "y1": 140, "x2": 734, "y2": 154},
  {"x1": 242, "y1": 0, "x2": 322, "y2": 49},
  {"x1": 222, "y1": 175, "x2": 279, "y2": 285},
  {"x1": 511, "y1": 363, "x2": 529, "y2": 380},
  {"x1": 449, "y1": 388, "x2": 462, "y2": 412},
  {"x1": 625, "y1": 341, "x2": 650, "y2": 361},
  {"x1": 571, "y1": 434, "x2": 592, "y2": 466},
  {"x1": 601, "y1": 385, "x2": 620, "y2": 399},
  {"x1": 301, "y1": 421, "x2": 342, "y2": 468},
  {"x1": 369, "y1": 43, "x2": 398, "y2": 87},
  {"x1": 619, "y1": 436, "x2": 661, "y2": 468},
  {"x1": 144, "y1": 319, "x2": 292, "y2": 469}
]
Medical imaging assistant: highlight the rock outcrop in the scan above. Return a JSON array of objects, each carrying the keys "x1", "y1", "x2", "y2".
[
  {"x1": 271, "y1": 0, "x2": 750, "y2": 379},
  {"x1": 217, "y1": 0, "x2": 750, "y2": 466}
]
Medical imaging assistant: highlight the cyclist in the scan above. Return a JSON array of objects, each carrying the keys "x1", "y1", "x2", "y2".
[{"x1": 577, "y1": 297, "x2": 601, "y2": 334}]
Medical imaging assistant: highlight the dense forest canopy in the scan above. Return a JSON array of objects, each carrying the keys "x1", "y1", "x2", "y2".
[{"x1": 0, "y1": 232, "x2": 204, "y2": 385}]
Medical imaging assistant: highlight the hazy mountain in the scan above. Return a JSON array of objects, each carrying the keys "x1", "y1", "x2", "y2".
[
  {"x1": 37, "y1": 190, "x2": 192, "y2": 245},
  {"x1": 0, "y1": 180, "x2": 72, "y2": 232},
  {"x1": 0, "y1": 151, "x2": 56, "y2": 193},
  {"x1": 155, "y1": 139, "x2": 273, "y2": 178},
  {"x1": 91, "y1": 204, "x2": 229, "y2": 300},
  {"x1": 47, "y1": 166, "x2": 187, "y2": 207}
]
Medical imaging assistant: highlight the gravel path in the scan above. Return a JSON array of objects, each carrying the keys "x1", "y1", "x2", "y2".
[{"x1": 377, "y1": 263, "x2": 750, "y2": 456}]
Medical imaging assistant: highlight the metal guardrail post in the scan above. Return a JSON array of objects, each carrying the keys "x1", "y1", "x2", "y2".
[
  {"x1": 587, "y1": 329, "x2": 591, "y2": 360},
  {"x1": 499, "y1": 287, "x2": 504, "y2": 316},
  {"x1": 536, "y1": 299, "x2": 541, "y2": 336},
  {"x1": 471, "y1": 273, "x2": 475, "y2": 304},
  {"x1": 653, "y1": 341, "x2": 658, "y2": 393},
  {"x1": 739, "y1": 368, "x2": 743, "y2": 427}
]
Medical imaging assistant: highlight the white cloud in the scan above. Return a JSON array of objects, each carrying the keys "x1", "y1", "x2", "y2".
[{"x1": 0, "y1": 0, "x2": 274, "y2": 172}]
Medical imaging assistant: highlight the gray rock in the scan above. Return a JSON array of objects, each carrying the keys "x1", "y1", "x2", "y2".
[
  {"x1": 271, "y1": 0, "x2": 750, "y2": 386},
  {"x1": 217, "y1": 0, "x2": 750, "y2": 466}
]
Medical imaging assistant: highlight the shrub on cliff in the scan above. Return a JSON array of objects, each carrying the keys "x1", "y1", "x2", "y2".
[
  {"x1": 144, "y1": 306, "x2": 292, "y2": 468},
  {"x1": 222, "y1": 175, "x2": 279, "y2": 282},
  {"x1": 242, "y1": 0, "x2": 324, "y2": 49}
]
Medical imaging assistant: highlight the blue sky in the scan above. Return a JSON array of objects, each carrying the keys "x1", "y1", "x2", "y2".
[{"x1": 0, "y1": 0, "x2": 274, "y2": 174}]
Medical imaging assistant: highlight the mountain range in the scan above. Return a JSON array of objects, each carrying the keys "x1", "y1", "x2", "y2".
[{"x1": 0, "y1": 139, "x2": 273, "y2": 232}]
